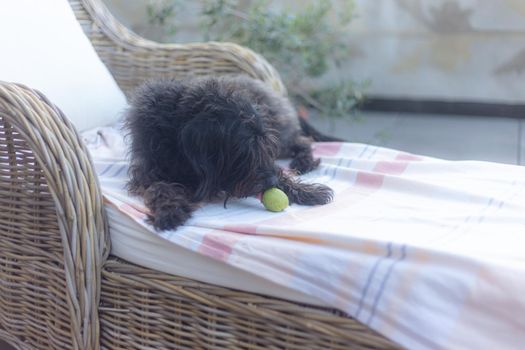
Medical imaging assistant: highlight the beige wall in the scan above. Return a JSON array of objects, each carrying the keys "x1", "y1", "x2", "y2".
[
  {"x1": 342, "y1": 0, "x2": 525, "y2": 103},
  {"x1": 103, "y1": 0, "x2": 525, "y2": 104}
]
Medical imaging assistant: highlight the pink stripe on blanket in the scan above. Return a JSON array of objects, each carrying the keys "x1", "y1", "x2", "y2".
[
  {"x1": 313, "y1": 142, "x2": 343, "y2": 157},
  {"x1": 355, "y1": 171, "x2": 385, "y2": 188},
  {"x1": 198, "y1": 233, "x2": 241, "y2": 261},
  {"x1": 119, "y1": 202, "x2": 149, "y2": 220},
  {"x1": 396, "y1": 152, "x2": 424, "y2": 161},
  {"x1": 373, "y1": 152, "x2": 421, "y2": 175},
  {"x1": 374, "y1": 161, "x2": 409, "y2": 175}
]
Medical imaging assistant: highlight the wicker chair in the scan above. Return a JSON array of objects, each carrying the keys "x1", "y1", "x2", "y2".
[{"x1": 0, "y1": 1, "x2": 401, "y2": 349}]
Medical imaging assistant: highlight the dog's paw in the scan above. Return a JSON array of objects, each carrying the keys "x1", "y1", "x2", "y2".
[
  {"x1": 288, "y1": 182, "x2": 334, "y2": 206},
  {"x1": 148, "y1": 205, "x2": 193, "y2": 231},
  {"x1": 143, "y1": 182, "x2": 196, "y2": 231},
  {"x1": 290, "y1": 156, "x2": 320, "y2": 175}
]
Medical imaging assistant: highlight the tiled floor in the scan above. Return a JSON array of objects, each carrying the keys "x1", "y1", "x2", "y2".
[{"x1": 310, "y1": 111, "x2": 524, "y2": 165}]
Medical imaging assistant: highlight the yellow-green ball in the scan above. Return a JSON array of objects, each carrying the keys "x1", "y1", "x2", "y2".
[{"x1": 262, "y1": 188, "x2": 289, "y2": 212}]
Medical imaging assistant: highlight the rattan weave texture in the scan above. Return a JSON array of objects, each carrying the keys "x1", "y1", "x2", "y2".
[
  {"x1": 0, "y1": 82, "x2": 108, "y2": 350},
  {"x1": 69, "y1": 0, "x2": 287, "y2": 99},
  {"x1": 99, "y1": 259, "x2": 400, "y2": 350}
]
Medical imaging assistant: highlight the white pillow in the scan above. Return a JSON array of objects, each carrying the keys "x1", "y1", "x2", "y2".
[{"x1": 0, "y1": 0, "x2": 127, "y2": 131}]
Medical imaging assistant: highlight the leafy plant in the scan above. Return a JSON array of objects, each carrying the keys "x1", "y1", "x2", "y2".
[
  {"x1": 147, "y1": 0, "x2": 364, "y2": 118},
  {"x1": 146, "y1": 0, "x2": 184, "y2": 37}
]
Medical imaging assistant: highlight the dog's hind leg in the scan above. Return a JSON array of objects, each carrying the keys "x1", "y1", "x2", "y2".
[
  {"x1": 142, "y1": 182, "x2": 197, "y2": 231},
  {"x1": 289, "y1": 136, "x2": 320, "y2": 175}
]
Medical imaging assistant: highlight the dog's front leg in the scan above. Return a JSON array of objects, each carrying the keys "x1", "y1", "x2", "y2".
[
  {"x1": 289, "y1": 136, "x2": 320, "y2": 175},
  {"x1": 276, "y1": 170, "x2": 333, "y2": 206},
  {"x1": 143, "y1": 182, "x2": 197, "y2": 231}
]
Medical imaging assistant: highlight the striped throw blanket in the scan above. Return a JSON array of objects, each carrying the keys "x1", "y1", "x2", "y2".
[{"x1": 83, "y1": 126, "x2": 525, "y2": 350}]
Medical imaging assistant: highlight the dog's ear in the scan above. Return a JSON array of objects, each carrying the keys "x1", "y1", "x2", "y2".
[{"x1": 179, "y1": 113, "x2": 224, "y2": 201}]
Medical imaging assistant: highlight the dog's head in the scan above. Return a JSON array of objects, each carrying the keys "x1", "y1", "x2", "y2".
[{"x1": 179, "y1": 92, "x2": 280, "y2": 201}]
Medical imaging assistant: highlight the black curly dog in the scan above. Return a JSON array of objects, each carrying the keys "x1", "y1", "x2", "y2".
[{"x1": 125, "y1": 75, "x2": 341, "y2": 230}]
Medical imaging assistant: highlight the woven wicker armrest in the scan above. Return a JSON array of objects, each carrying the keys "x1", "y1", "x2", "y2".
[
  {"x1": 69, "y1": 0, "x2": 287, "y2": 99},
  {"x1": 0, "y1": 82, "x2": 107, "y2": 350}
]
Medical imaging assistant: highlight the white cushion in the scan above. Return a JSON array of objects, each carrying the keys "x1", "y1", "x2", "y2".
[{"x1": 0, "y1": 0, "x2": 127, "y2": 131}]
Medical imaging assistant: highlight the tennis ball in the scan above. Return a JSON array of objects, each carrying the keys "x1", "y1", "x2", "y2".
[{"x1": 262, "y1": 188, "x2": 289, "y2": 212}]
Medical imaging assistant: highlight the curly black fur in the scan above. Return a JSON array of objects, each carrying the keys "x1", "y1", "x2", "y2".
[{"x1": 125, "y1": 75, "x2": 335, "y2": 230}]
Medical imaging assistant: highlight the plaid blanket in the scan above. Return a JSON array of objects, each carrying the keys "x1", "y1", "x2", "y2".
[{"x1": 83, "y1": 126, "x2": 525, "y2": 350}]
